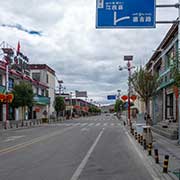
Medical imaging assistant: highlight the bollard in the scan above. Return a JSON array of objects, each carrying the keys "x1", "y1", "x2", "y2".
[
  {"x1": 135, "y1": 132, "x2": 137, "y2": 140},
  {"x1": 30, "y1": 121, "x2": 32, "y2": 126},
  {"x1": 140, "y1": 135, "x2": 143, "y2": 146},
  {"x1": 26, "y1": 122, "x2": 28, "y2": 127},
  {"x1": 138, "y1": 134, "x2": 141, "y2": 143},
  {"x1": 154, "y1": 149, "x2": 159, "y2": 164},
  {"x1": 143, "y1": 139, "x2": 147, "y2": 150},
  {"x1": 163, "y1": 155, "x2": 169, "y2": 173},
  {"x1": 132, "y1": 129, "x2": 134, "y2": 136},
  {"x1": 130, "y1": 128, "x2": 133, "y2": 135},
  {"x1": 148, "y1": 143, "x2": 152, "y2": 156},
  {"x1": 10, "y1": 123, "x2": 13, "y2": 129}
]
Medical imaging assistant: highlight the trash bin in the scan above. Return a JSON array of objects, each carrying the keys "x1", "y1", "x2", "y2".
[{"x1": 142, "y1": 126, "x2": 153, "y2": 145}]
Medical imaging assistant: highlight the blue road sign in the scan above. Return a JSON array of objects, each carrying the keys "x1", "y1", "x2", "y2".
[
  {"x1": 96, "y1": 0, "x2": 156, "y2": 28},
  {"x1": 107, "y1": 95, "x2": 116, "y2": 100}
]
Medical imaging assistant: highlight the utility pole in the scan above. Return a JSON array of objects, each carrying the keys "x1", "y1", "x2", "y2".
[
  {"x1": 5, "y1": 61, "x2": 9, "y2": 129},
  {"x1": 119, "y1": 56, "x2": 134, "y2": 129}
]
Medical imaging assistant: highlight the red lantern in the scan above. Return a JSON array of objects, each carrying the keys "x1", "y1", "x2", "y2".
[
  {"x1": 6, "y1": 94, "x2": 14, "y2": 103},
  {"x1": 121, "y1": 95, "x2": 128, "y2": 101},
  {"x1": 130, "y1": 95, "x2": 137, "y2": 102},
  {"x1": 0, "y1": 94, "x2": 6, "y2": 102}
]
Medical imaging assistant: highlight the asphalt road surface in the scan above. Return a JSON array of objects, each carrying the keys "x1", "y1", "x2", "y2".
[{"x1": 0, "y1": 114, "x2": 154, "y2": 180}]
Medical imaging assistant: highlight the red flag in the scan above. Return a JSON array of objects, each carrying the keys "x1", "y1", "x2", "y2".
[{"x1": 17, "y1": 41, "x2": 20, "y2": 55}]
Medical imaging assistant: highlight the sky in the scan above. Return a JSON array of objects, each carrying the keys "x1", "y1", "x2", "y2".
[{"x1": 0, "y1": 0, "x2": 178, "y2": 105}]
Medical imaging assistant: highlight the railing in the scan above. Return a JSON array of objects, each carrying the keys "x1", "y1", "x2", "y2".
[{"x1": 0, "y1": 119, "x2": 43, "y2": 130}]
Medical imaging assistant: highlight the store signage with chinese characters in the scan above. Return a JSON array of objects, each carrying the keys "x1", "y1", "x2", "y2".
[
  {"x1": 0, "y1": 93, "x2": 14, "y2": 103},
  {"x1": 96, "y1": 0, "x2": 155, "y2": 28}
]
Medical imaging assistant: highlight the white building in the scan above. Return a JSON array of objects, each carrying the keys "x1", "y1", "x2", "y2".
[{"x1": 29, "y1": 64, "x2": 56, "y2": 117}]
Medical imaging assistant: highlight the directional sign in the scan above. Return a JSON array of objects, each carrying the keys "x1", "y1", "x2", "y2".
[
  {"x1": 96, "y1": 0, "x2": 156, "y2": 28},
  {"x1": 107, "y1": 95, "x2": 116, "y2": 100}
]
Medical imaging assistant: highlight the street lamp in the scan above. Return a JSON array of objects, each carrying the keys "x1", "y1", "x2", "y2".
[
  {"x1": 58, "y1": 80, "x2": 63, "y2": 95},
  {"x1": 119, "y1": 56, "x2": 135, "y2": 129}
]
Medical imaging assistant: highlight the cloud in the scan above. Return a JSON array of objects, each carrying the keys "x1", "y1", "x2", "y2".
[
  {"x1": 1, "y1": 23, "x2": 42, "y2": 36},
  {"x1": 0, "y1": 0, "x2": 178, "y2": 105}
]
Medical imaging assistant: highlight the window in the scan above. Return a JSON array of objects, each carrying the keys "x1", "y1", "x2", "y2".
[
  {"x1": 46, "y1": 74, "x2": 49, "y2": 83},
  {"x1": 8, "y1": 78, "x2": 14, "y2": 89},
  {"x1": 41, "y1": 89, "x2": 45, "y2": 96},
  {"x1": 165, "y1": 47, "x2": 175, "y2": 69},
  {"x1": 0, "y1": 74, "x2": 2, "y2": 85},
  {"x1": 46, "y1": 90, "x2": 49, "y2": 97},
  {"x1": 36, "y1": 88, "x2": 39, "y2": 95},
  {"x1": 32, "y1": 72, "x2": 40, "y2": 81},
  {"x1": 165, "y1": 93, "x2": 173, "y2": 119}
]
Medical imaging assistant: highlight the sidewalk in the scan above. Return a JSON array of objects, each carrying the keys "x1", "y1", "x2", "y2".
[
  {"x1": 152, "y1": 131, "x2": 180, "y2": 178},
  {"x1": 120, "y1": 115, "x2": 180, "y2": 179}
]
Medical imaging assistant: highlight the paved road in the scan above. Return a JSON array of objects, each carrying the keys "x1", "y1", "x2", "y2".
[{"x1": 0, "y1": 114, "x2": 153, "y2": 180}]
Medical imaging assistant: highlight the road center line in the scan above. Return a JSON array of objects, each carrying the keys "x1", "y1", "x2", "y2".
[{"x1": 70, "y1": 129, "x2": 104, "y2": 180}]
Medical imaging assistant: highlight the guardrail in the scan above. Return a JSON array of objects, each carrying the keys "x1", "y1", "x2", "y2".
[{"x1": 0, "y1": 119, "x2": 43, "y2": 130}]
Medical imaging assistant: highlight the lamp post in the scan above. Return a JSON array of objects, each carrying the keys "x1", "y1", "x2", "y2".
[
  {"x1": 119, "y1": 56, "x2": 135, "y2": 129},
  {"x1": 58, "y1": 80, "x2": 63, "y2": 95}
]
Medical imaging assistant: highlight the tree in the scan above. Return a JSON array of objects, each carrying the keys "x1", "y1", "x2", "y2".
[
  {"x1": 130, "y1": 67, "x2": 159, "y2": 117},
  {"x1": 114, "y1": 99, "x2": 123, "y2": 113},
  {"x1": 54, "y1": 96, "x2": 66, "y2": 118},
  {"x1": 88, "y1": 106, "x2": 101, "y2": 114},
  {"x1": 12, "y1": 81, "x2": 34, "y2": 124}
]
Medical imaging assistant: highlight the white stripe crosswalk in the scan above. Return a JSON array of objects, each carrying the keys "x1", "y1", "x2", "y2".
[{"x1": 49, "y1": 122, "x2": 122, "y2": 128}]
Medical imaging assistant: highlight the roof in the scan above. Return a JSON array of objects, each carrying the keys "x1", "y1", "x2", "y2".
[
  {"x1": 0, "y1": 61, "x2": 48, "y2": 89},
  {"x1": 29, "y1": 64, "x2": 55, "y2": 75},
  {"x1": 146, "y1": 22, "x2": 178, "y2": 70}
]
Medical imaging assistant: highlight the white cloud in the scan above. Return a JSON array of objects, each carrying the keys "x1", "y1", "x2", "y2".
[{"x1": 0, "y1": 0, "x2": 178, "y2": 105}]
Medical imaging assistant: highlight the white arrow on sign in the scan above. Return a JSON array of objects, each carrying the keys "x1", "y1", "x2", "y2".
[{"x1": 114, "y1": 11, "x2": 130, "y2": 25}]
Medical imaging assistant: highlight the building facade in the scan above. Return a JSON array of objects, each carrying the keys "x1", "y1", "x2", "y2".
[
  {"x1": 29, "y1": 64, "x2": 56, "y2": 118},
  {"x1": 146, "y1": 23, "x2": 178, "y2": 124},
  {"x1": 0, "y1": 44, "x2": 54, "y2": 123}
]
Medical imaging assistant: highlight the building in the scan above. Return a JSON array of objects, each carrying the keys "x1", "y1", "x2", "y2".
[
  {"x1": 146, "y1": 23, "x2": 178, "y2": 124},
  {"x1": 29, "y1": 64, "x2": 56, "y2": 118},
  {"x1": 0, "y1": 43, "x2": 54, "y2": 124}
]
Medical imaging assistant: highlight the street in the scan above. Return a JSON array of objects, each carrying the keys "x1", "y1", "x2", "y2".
[{"x1": 0, "y1": 114, "x2": 153, "y2": 180}]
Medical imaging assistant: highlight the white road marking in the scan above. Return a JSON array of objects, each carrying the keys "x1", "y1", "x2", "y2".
[
  {"x1": 65, "y1": 124, "x2": 72, "y2": 126},
  {"x1": 88, "y1": 123, "x2": 94, "y2": 126},
  {"x1": 103, "y1": 123, "x2": 107, "y2": 126},
  {"x1": 111, "y1": 123, "x2": 114, "y2": 126},
  {"x1": 95, "y1": 123, "x2": 101, "y2": 126},
  {"x1": 81, "y1": 127, "x2": 89, "y2": 132},
  {"x1": 81, "y1": 123, "x2": 88, "y2": 126},
  {"x1": 74, "y1": 123, "x2": 81, "y2": 126},
  {"x1": 70, "y1": 129, "x2": 104, "y2": 180},
  {"x1": 4, "y1": 136, "x2": 25, "y2": 142}
]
